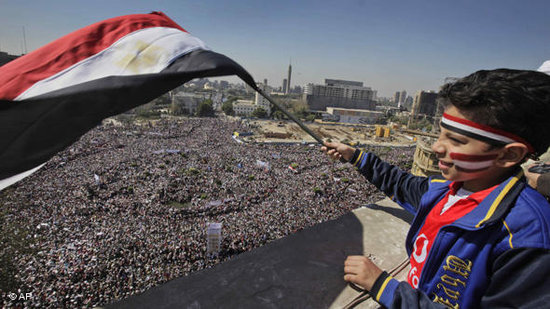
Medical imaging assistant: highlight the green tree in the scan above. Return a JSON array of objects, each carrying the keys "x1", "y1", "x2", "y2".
[
  {"x1": 305, "y1": 114, "x2": 316, "y2": 122},
  {"x1": 196, "y1": 99, "x2": 215, "y2": 117},
  {"x1": 252, "y1": 107, "x2": 267, "y2": 118},
  {"x1": 272, "y1": 110, "x2": 287, "y2": 120},
  {"x1": 221, "y1": 100, "x2": 234, "y2": 116}
]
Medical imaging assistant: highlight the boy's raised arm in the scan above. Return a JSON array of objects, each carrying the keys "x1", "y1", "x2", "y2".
[{"x1": 321, "y1": 141, "x2": 430, "y2": 213}]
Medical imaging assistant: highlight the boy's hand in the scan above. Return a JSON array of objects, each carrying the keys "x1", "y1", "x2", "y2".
[
  {"x1": 321, "y1": 141, "x2": 355, "y2": 162},
  {"x1": 344, "y1": 255, "x2": 383, "y2": 291}
]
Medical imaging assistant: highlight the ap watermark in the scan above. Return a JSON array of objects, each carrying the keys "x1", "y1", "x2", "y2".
[{"x1": 7, "y1": 292, "x2": 33, "y2": 301}]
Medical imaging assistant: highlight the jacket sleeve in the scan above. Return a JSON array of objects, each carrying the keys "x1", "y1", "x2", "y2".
[
  {"x1": 367, "y1": 271, "x2": 447, "y2": 309},
  {"x1": 480, "y1": 247, "x2": 550, "y2": 308},
  {"x1": 350, "y1": 149, "x2": 429, "y2": 213},
  {"x1": 379, "y1": 248, "x2": 550, "y2": 308}
]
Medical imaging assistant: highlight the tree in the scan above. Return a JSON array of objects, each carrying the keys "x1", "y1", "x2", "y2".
[
  {"x1": 221, "y1": 101, "x2": 234, "y2": 116},
  {"x1": 272, "y1": 110, "x2": 287, "y2": 120},
  {"x1": 196, "y1": 99, "x2": 215, "y2": 117},
  {"x1": 305, "y1": 114, "x2": 316, "y2": 122},
  {"x1": 251, "y1": 107, "x2": 267, "y2": 118}
]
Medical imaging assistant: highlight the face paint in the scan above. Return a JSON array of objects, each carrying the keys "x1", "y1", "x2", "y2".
[
  {"x1": 441, "y1": 113, "x2": 534, "y2": 153},
  {"x1": 449, "y1": 152, "x2": 499, "y2": 173}
]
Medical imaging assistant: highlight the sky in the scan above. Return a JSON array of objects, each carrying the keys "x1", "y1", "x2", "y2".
[{"x1": 0, "y1": 0, "x2": 549, "y2": 97}]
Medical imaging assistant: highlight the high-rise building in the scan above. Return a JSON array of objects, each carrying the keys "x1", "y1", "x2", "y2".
[
  {"x1": 282, "y1": 78, "x2": 288, "y2": 94},
  {"x1": 304, "y1": 79, "x2": 376, "y2": 111},
  {"x1": 399, "y1": 90, "x2": 407, "y2": 108},
  {"x1": 411, "y1": 90, "x2": 438, "y2": 117},
  {"x1": 394, "y1": 92, "x2": 400, "y2": 105}
]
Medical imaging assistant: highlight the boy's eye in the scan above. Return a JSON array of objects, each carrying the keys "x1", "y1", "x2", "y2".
[{"x1": 448, "y1": 135, "x2": 465, "y2": 144}]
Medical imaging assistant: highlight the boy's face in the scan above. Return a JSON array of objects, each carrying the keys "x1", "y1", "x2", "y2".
[{"x1": 431, "y1": 106, "x2": 502, "y2": 184}]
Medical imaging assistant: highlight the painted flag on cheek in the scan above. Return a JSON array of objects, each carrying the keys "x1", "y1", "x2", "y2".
[
  {"x1": 449, "y1": 153, "x2": 498, "y2": 173},
  {"x1": 0, "y1": 11, "x2": 258, "y2": 189}
]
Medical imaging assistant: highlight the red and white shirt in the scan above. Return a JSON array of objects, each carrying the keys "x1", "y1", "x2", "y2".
[{"x1": 407, "y1": 182, "x2": 496, "y2": 288}]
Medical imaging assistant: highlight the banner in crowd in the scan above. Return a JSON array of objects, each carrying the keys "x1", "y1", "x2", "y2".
[{"x1": 207, "y1": 222, "x2": 223, "y2": 256}]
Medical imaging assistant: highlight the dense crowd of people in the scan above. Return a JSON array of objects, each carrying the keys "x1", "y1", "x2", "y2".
[{"x1": 0, "y1": 116, "x2": 414, "y2": 308}]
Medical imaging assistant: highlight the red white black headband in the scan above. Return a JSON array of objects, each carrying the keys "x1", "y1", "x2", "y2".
[{"x1": 441, "y1": 113, "x2": 535, "y2": 153}]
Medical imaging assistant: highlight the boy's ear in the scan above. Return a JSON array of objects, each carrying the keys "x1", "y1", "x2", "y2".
[{"x1": 495, "y1": 143, "x2": 529, "y2": 167}]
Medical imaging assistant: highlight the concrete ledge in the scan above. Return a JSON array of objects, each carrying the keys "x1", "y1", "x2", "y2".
[{"x1": 109, "y1": 198, "x2": 411, "y2": 309}]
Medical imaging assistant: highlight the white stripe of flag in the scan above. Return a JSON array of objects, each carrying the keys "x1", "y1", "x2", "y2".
[{"x1": 16, "y1": 27, "x2": 210, "y2": 100}]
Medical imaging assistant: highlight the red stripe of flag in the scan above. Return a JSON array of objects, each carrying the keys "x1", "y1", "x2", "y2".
[{"x1": 0, "y1": 11, "x2": 186, "y2": 100}]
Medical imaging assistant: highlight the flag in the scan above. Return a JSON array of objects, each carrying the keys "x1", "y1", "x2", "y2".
[{"x1": 0, "y1": 11, "x2": 258, "y2": 190}]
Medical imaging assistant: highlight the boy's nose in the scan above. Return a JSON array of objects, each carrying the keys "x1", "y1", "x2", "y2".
[{"x1": 431, "y1": 139, "x2": 445, "y2": 156}]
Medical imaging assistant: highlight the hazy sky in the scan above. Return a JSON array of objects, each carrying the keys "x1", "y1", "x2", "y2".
[{"x1": 1, "y1": 0, "x2": 549, "y2": 97}]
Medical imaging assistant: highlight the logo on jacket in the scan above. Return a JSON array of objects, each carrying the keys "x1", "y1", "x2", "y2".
[
  {"x1": 413, "y1": 233, "x2": 429, "y2": 263},
  {"x1": 408, "y1": 233, "x2": 430, "y2": 288}
]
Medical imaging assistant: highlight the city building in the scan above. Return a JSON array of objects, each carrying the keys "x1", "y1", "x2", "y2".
[
  {"x1": 408, "y1": 90, "x2": 439, "y2": 128},
  {"x1": 404, "y1": 96, "x2": 414, "y2": 109},
  {"x1": 282, "y1": 78, "x2": 288, "y2": 94},
  {"x1": 232, "y1": 99, "x2": 257, "y2": 116},
  {"x1": 393, "y1": 91, "x2": 400, "y2": 105},
  {"x1": 0, "y1": 51, "x2": 19, "y2": 66},
  {"x1": 325, "y1": 107, "x2": 385, "y2": 124},
  {"x1": 233, "y1": 83, "x2": 272, "y2": 117},
  {"x1": 304, "y1": 79, "x2": 377, "y2": 111},
  {"x1": 254, "y1": 83, "x2": 272, "y2": 116},
  {"x1": 171, "y1": 92, "x2": 208, "y2": 115},
  {"x1": 398, "y1": 90, "x2": 407, "y2": 108},
  {"x1": 411, "y1": 90, "x2": 438, "y2": 117}
]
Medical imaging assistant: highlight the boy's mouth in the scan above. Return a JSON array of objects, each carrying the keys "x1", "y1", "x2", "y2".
[{"x1": 438, "y1": 160, "x2": 454, "y2": 169}]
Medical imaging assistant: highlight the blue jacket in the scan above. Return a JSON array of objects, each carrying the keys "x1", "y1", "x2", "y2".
[{"x1": 351, "y1": 150, "x2": 550, "y2": 308}]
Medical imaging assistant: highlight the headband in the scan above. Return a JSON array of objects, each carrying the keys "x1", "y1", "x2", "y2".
[{"x1": 441, "y1": 113, "x2": 535, "y2": 153}]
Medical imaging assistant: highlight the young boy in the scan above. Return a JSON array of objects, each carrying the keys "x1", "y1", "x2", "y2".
[{"x1": 322, "y1": 69, "x2": 550, "y2": 308}]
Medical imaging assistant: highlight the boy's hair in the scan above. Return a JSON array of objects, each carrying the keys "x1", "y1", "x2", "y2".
[{"x1": 438, "y1": 69, "x2": 550, "y2": 157}]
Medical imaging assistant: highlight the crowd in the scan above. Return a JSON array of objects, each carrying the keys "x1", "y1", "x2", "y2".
[{"x1": 0, "y1": 116, "x2": 414, "y2": 308}]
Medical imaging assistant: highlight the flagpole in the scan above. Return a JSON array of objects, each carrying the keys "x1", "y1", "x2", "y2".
[
  {"x1": 256, "y1": 88, "x2": 324, "y2": 144},
  {"x1": 255, "y1": 88, "x2": 348, "y2": 163}
]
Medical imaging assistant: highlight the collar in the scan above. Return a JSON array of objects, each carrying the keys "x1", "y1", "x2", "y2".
[
  {"x1": 447, "y1": 169, "x2": 526, "y2": 229},
  {"x1": 448, "y1": 181, "x2": 497, "y2": 204}
]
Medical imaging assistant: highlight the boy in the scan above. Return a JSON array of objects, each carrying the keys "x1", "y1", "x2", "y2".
[{"x1": 322, "y1": 69, "x2": 550, "y2": 308}]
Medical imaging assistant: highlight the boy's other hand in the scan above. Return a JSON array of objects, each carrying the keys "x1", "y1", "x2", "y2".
[
  {"x1": 343, "y1": 255, "x2": 383, "y2": 291},
  {"x1": 321, "y1": 141, "x2": 355, "y2": 162}
]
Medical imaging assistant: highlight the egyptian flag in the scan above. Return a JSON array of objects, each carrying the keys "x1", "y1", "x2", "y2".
[{"x1": 0, "y1": 11, "x2": 259, "y2": 190}]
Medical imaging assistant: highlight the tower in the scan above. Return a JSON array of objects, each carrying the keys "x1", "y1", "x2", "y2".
[{"x1": 286, "y1": 62, "x2": 292, "y2": 94}]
